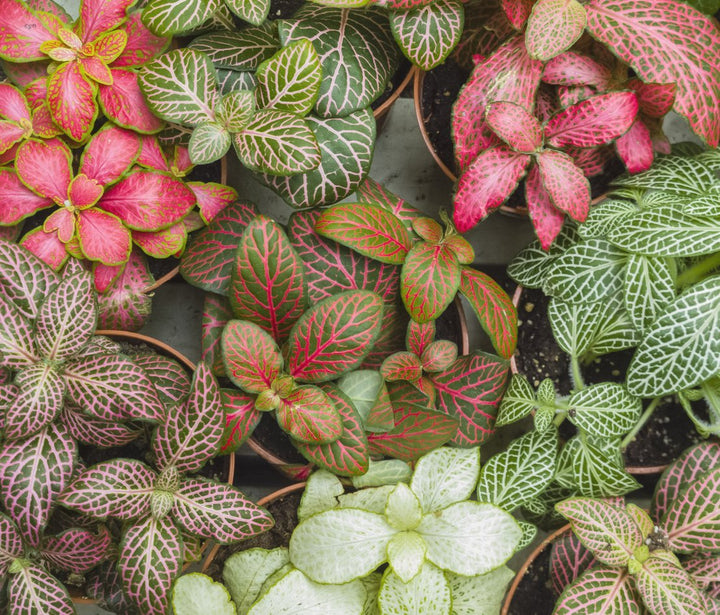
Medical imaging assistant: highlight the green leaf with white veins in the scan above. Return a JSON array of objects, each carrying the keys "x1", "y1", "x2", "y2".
[
  {"x1": 189, "y1": 28, "x2": 279, "y2": 71},
  {"x1": 390, "y1": 0, "x2": 464, "y2": 70},
  {"x1": 548, "y1": 298, "x2": 599, "y2": 358},
  {"x1": 627, "y1": 275, "x2": 720, "y2": 397},
  {"x1": 447, "y1": 566, "x2": 514, "y2": 615},
  {"x1": 623, "y1": 254, "x2": 675, "y2": 333},
  {"x1": 568, "y1": 383, "x2": 642, "y2": 438},
  {"x1": 410, "y1": 447, "x2": 480, "y2": 513},
  {"x1": 218, "y1": 91, "x2": 255, "y2": 132},
  {"x1": 222, "y1": 548, "x2": 289, "y2": 614},
  {"x1": 612, "y1": 156, "x2": 718, "y2": 197},
  {"x1": 386, "y1": 531, "x2": 426, "y2": 582},
  {"x1": 256, "y1": 40, "x2": 322, "y2": 116},
  {"x1": 566, "y1": 436, "x2": 640, "y2": 497},
  {"x1": 378, "y1": 563, "x2": 451, "y2": 615},
  {"x1": 172, "y1": 573, "x2": 236, "y2": 615},
  {"x1": 233, "y1": 110, "x2": 321, "y2": 175},
  {"x1": 386, "y1": 483, "x2": 422, "y2": 530},
  {"x1": 189, "y1": 122, "x2": 231, "y2": 165},
  {"x1": 497, "y1": 374, "x2": 536, "y2": 426},
  {"x1": 142, "y1": 0, "x2": 222, "y2": 36},
  {"x1": 139, "y1": 49, "x2": 218, "y2": 125},
  {"x1": 584, "y1": 295, "x2": 641, "y2": 356},
  {"x1": 578, "y1": 198, "x2": 638, "y2": 239},
  {"x1": 226, "y1": 0, "x2": 270, "y2": 25},
  {"x1": 507, "y1": 224, "x2": 579, "y2": 289},
  {"x1": 477, "y1": 429, "x2": 557, "y2": 511}
]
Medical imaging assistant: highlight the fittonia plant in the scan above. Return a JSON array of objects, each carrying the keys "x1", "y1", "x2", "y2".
[
  {"x1": 142, "y1": 0, "x2": 271, "y2": 36},
  {"x1": 551, "y1": 440, "x2": 720, "y2": 614}
]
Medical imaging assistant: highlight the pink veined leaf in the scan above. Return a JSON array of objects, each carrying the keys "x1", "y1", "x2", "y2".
[
  {"x1": 558, "y1": 84, "x2": 595, "y2": 108},
  {"x1": 80, "y1": 56, "x2": 113, "y2": 85},
  {"x1": 412, "y1": 218, "x2": 443, "y2": 244},
  {"x1": 585, "y1": 0, "x2": 720, "y2": 147},
  {"x1": 220, "y1": 388, "x2": 260, "y2": 453},
  {"x1": 131, "y1": 353, "x2": 191, "y2": 405},
  {"x1": 536, "y1": 149, "x2": 590, "y2": 222},
  {"x1": 77, "y1": 0, "x2": 134, "y2": 44},
  {"x1": 84, "y1": 561, "x2": 134, "y2": 614},
  {"x1": 0, "y1": 120, "x2": 26, "y2": 154},
  {"x1": 361, "y1": 302, "x2": 408, "y2": 370},
  {"x1": 0, "y1": 422, "x2": 76, "y2": 545},
  {"x1": 401, "y1": 242, "x2": 462, "y2": 323},
  {"x1": 371, "y1": 0, "x2": 436, "y2": 9},
  {"x1": 459, "y1": 267, "x2": 518, "y2": 358},
  {"x1": 188, "y1": 181, "x2": 237, "y2": 224},
  {"x1": 381, "y1": 351, "x2": 424, "y2": 382},
  {"x1": 68, "y1": 173, "x2": 103, "y2": 208},
  {"x1": 616, "y1": 119, "x2": 654, "y2": 173},
  {"x1": 181, "y1": 210, "x2": 204, "y2": 235},
  {"x1": 45, "y1": 208, "x2": 74, "y2": 243},
  {"x1": 486, "y1": 101, "x2": 543, "y2": 153},
  {"x1": 221, "y1": 320, "x2": 283, "y2": 393},
  {"x1": 230, "y1": 216, "x2": 307, "y2": 343},
  {"x1": 276, "y1": 384, "x2": 343, "y2": 445},
  {"x1": 58, "y1": 458, "x2": 156, "y2": 520},
  {"x1": 355, "y1": 177, "x2": 422, "y2": 233},
  {"x1": 421, "y1": 340, "x2": 458, "y2": 373},
  {"x1": 79, "y1": 124, "x2": 139, "y2": 186},
  {"x1": 566, "y1": 144, "x2": 613, "y2": 178},
  {"x1": 525, "y1": 0, "x2": 587, "y2": 61},
  {"x1": 179, "y1": 200, "x2": 259, "y2": 294},
  {"x1": 15, "y1": 137, "x2": 72, "y2": 202},
  {"x1": 543, "y1": 51, "x2": 612, "y2": 88},
  {"x1": 555, "y1": 498, "x2": 643, "y2": 566},
  {"x1": 172, "y1": 476, "x2": 274, "y2": 543},
  {"x1": 430, "y1": 351, "x2": 509, "y2": 446},
  {"x1": 133, "y1": 222, "x2": 187, "y2": 258},
  {"x1": 684, "y1": 554, "x2": 720, "y2": 588},
  {"x1": 554, "y1": 567, "x2": 641, "y2": 615},
  {"x1": 62, "y1": 353, "x2": 165, "y2": 422},
  {"x1": 545, "y1": 91, "x2": 639, "y2": 148},
  {"x1": 0, "y1": 293, "x2": 37, "y2": 369},
  {"x1": 20, "y1": 229, "x2": 68, "y2": 271},
  {"x1": 4, "y1": 62, "x2": 51, "y2": 91},
  {"x1": 112, "y1": 11, "x2": 168, "y2": 67},
  {"x1": 76, "y1": 208, "x2": 132, "y2": 266},
  {"x1": 98, "y1": 68, "x2": 165, "y2": 134},
  {"x1": 0, "y1": 168, "x2": 52, "y2": 224},
  {"x1": 201, "y1": 294, "x2": 232, "y2": 377},
  {"x1": 635, "y1": 555, "x2": 706, "y2": 615},
  {"x1": 453, "y1": 146, "x2": 530, "y2": 233},
  {"x1": 31, "y1": 104, "x2": 62, "y2": 139},
  {"x1": 627, "y1": 79, "x2": 676, "y2": 118},
  {"x1": 7, "y1": 564, "x2": 75, "y2": 615},
  {"x1": 24, "y1": 75, "x2": 49, "y2": 109},
  {"x1": 0, "y1": 0, "x2": 59, "y2": 60},
  {"x1": 93, "y1": 259, "x2": 123, "y2": 293},
  {"x1": 0, "y1": 513, "x2": 23, "y2": 575},
  {"x1": 502, "y1": 0, "x2": 534, "y2": 29},
  {"x1": 652, "y1": 441, "x2": 720, "y2": 524},
  {"x1": 118, "y1": 515, "x2": 183, "y2": 615},
  {"x1": 42, "y1": 527, "x2": 111, "y2": 573},
  {"x1": 46, "y1": 60, "x2": 98, "y2": 141},
  {"x1": 136, "y1": 135, "x2": 168, "y2": 170},
  {"x1": 550, "y1": 532, "x2": 597, "y2": 595},
  {"x1": 287, "y1": 290, "x2": 384, "y2": 382},
  {"x1": 524, "y1": 163, "x2": 566, "y2": 249},
  {"x1": 61, "y1": 404, "x2": 141, "y2": 448},
  {"x1": 153, "y1": 362, "x2": 224, "y2": 474},
  {"x1": 407, "y1": 320, "x2": 435, "y2": 357}
]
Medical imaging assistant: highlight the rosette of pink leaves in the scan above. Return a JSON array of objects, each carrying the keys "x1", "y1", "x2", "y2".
[
  {"x1": 59, "y1": 362, "x2": 275, "y2": 615},
  {"x1": 0, "y1": 0, "x2": 169, "y2": 141}
]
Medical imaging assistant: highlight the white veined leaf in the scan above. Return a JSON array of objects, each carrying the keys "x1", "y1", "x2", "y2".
[
  {"x1": 577, "y1": 197, "x2": 639, "y2": 239},
  {"x1": 217, "y1": 69, "x2": 256, "y2": 95},
  {"x1": 222, "y1": 548, "x2": 289, "y2": 615},
  {"x1": 298, "y1": 470, "x2": 344, "y2": 520},
  {"x1": 172, "y1": 573, "x2": 236, "y2": 615},
  {"x1": 189, "y1": 122, "x2": 231, "y2": 165},
  {"x1": 611, "y1": 155, "x2": 718, "y2": 197},
  {"x1": 623, "y1": 254, "x2": 676, "y2": 334},
  {"x1": 507, "y1": 224, "x2": 579, "y2": 288},
  {"x1": 516, "y1": 521, "x2": 538, "y2": 550},
  {"x1": 548, "y1": 297, "x2": 604, "y2": 358},
  {"x1": 378, "y1": 563, "x2": 451, "y2": 615},
  {"x1": 389, "y1": 0, "x2": 464, "y2": 71},
  {"x1": 218, "y1": 90, "x2": 255, "y2": 132},
  {"x1": 255, "y1": 39, "x2": 323, "y2": 116},
  {"x1": 339, "y1": 485, "x2": 395, "y2": 513},
  {"x1": 496, "y1": 374, "x2": 536, "y2": 426},
  {"x1": 553, "y1": 567, "x2": 642, "y2": 615},
  {"x1": 386, "y1": 531, "x2": 426, "y2": 582},
  {"x1": 142, "y1": 0, "x2": 222, "y2": 36},
  {"x1": 626, "y1": 275, "x2": 720, "y2": 397},
  {"x1": 566, "y1": 436, "x2": 640, "y2": 497},
  {"x1": 385, "y1": 483, "x2": 422, "y2": 530},
  {"x1": 446, "y1": 566, "x2": 514, "y2": 615},
  {"x1": 536, "y1": 378, "x2": 555, "y2": 405},
  {"x1": 139, "y1": 48, "x2": 218, "y2": 125},
  {"x1": 635, "y1": 555, "x2": 706, "y2": 615},
  {"x1": 584, "y1": 294, "x2": 642, "y2": 356},
  {"x1": 310, "y1": 0, "x2": 371, "y2": 6},
  {"x1": 189, "y1": 27, "x2": 279, "y2": 71},
  {"x1": 568, "y1": 383, "x2": 642, "y2": 438},
  {"x1": 410, "y1": 447, "x2": 480, "y2": 514},
  {"x1": 225, "y1": 0, "x2": 271, "y2": 25},
  {"x1": 351, "y1": 459, "x2": 412, "y2": 489},
  {"x1": 476, "y1": 428, "x2": 557, "y2": 511}
]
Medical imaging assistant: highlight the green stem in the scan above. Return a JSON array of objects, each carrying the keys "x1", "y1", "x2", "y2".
[
  {"x1": 676, "y1": 253, "x2": 720, "y2": 288},
  {"x1": 620, "y1": 397, "x2": 662, "y2": 452},
  {"x1": 571, "y1": 355, "x2": 585, "y2": 391}
]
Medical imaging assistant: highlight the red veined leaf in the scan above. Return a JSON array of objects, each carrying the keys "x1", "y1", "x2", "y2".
[
  {"x1": 616, "y1": 119, "x2": 654, "y2": 173},
  {"x1": 287, "y1": 290, "x2": 384, "y2": 382},
  {"x1": 172, "y1": 476, "x2": 274, "y2": 543},
  {"x1": 276, "y1": 384, "x2": 343, "y2": 444},
  {"x1": 31, "y1": 104, "x2": 62, "y2": 139},
  {"x1": 79, "y1": 124, "x2": 138, "y2": 186},
  {"x1": 131, "y1": 353, "x2": 191, "y2": 405},
  {"x1": 634, "y1": 555, "x2": 706, "y2": 615},
  {"x1": 118, "y1": 516, "x2": 183, "y2": 615},
  {"x1": 0, "y1": 0, "x2": 58, "y2": 60},
  {"x1": 24, "y1": 74, "x2": 49, "y2": 109},
  {"x1": 221, "y1": 320, "x2": 283, "y2": 393},
  {"x1": 80, "y1": 56, "x2": 113, "y2": 85},
  {"x1": 68, "y1": 174, "x2": 103, "y2": 208},
  {"x1": 220, "y1": 388, "x2": 260, "y2": 453},
  {"x1": 586, "y1": 0, "x2": 720, "y2": 147},
  {"x1": 62, "y1": 353, "x2": 165, "y2": 422},
  {"x1": 7, "y1": 564, "x2": 75, "y2": 615},
  {"x1": 61, "y1": 404, "x2": 141, "y2": 448},
  {"x1": 356, "y1": 177, "x2": 422, "y2": 233},
  {"x1": 430, "y1": 351, "x2": 509, "y2": 446},
  {"x1": 536, "y1": 150, "x2": 590, "y2": 222},
  {"x1": 0, "y1": 422, "x2": 76, "y2": 545},
  {"x1": 361, "y1": 302, "x2": 408, "y2": 370},
  {"x1": 99, "y1": 170, "x2": 195, "y2": 231},
  {"x1": 137, "y1": 135, "x2": 168, "y2": 170},
  {"x1": 412, "y1": 218, "x2": 442, "y2": 244},
  {"x1": 502, "y1": 0, "x2": 534, "y2": 29},
  {"x1": 407, "y1": 320, "x2": 435, "y2": 357},
  {"x1": 42, "y1": 527, "x2": 111, "y2": 573},
  {"x1": 77, "y1": 0, "x2": 134, "y2": 43},
  {"x1": 544, "y1": 91, "x2": 639, "y2": 148},
  {"x1": 154, "y1": 362, "x2": 224, "y2": 474},
  {"x1": 460, "y1": 267, "x2": 518, "y2": 358},
  {"x1": 46, "y1": 61, "x2": 97, "y2": 141},
  {"x1": 0, "y1": 120, "x2": 26, "y2": 154},
  {"x1": 287, "y1": 210, "x2": 400, "y2": 305},
  {"x1": 401, "y1": 240, "x2": 461, "y2": 323},
  {"x1": 554, "y1": 567, "x2": 641, "y2": 615},
  {"x1": 180, "y1": 200, "x2": 258, "y2": 294},
  {"x1": 421, "y1": 340, "x2": 458, "y2": 372},
  {"x1": 98, "y1": 68, "x2": 164, "y2": 134},
  {"x1": 0, "y1": 169, "x2": 52, "y2": 224},
  {"x1": 486, "y1": 101, "x2": 543, "y2": 154},
  {"x1": 524, "y1": 163, "x2": 565, "y2": 249},
  {"x1": 113, "y1": 12, "x2": 168, "y2": 67},
  {"x1": 367, "y1": 402, "x2": 457, "y2": 461},
  {"x1": 381, "y1": 351, "x2": 423, "y2": 382},
  {"x1": 543, "y1": 51, "x2": 612, "y2": 88},
  {"x1": 91, "y1": 29, "x2": 127, "y2": 65},
  {"x1": 443, "y1": 234, "x2": 474, "y2": 266},
  {"x1": 525, "y1": 0, "x2": 587, "y2": 61},
  {"x1": 96, "y1": 248, "x2": 153, "y2": 330},
  {"x1": 550, "y1": 532, "x2": 596, "y2": 595},
  {"x1": 182, "y1": 210, "x2": 203, "y2": 234},
  {"x1": 230, "y1": 216, "x2": 307, "y2": 342},
  {"x1": 133, "y1": 222, "x2": 186, "y2": 258},
  {"x1": 15, "y1": 138, "x2": 71, "y2": 202},
  {"x1": 76, "y1": 208, "x2": 132, "y2": 266},
  {"x1": 0, "y1": 513, "x2": 22, "y2": 575},
  {"x1": 0, "y1": 293, "x2": 36, "y2": 369},
  {"x1": 295, "y1": 382, "x2": 370, "y2": 476},
  {"x1": 453, "y1": 146, "x2": 530, "y2": 232},
  {"x1": 59, "y1": 458, "x2": 156, "y2": 520},
  {"x1": 566, "y1": 144, "x2": 613, "y2": 178},
  {"x1": 4, "y1": 362, "x2": 64, "y2": 440},
  {"x1": 201, "y1": 294, "x2": 232, "y2": 377},
  {"x1": 627, "y1": 79, "x2": 675, "y2": 118},
  {"x1": 188, "y1": 181, "x2": 236, "y2": 224},
  {"x1": 315, "y1": 203, "x2": 412, "y2": 265}
]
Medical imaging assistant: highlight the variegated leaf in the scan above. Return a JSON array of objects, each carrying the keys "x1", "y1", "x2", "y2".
[
  {"x1": 172, "y1": 573, "x2": 236, "y2": 615},
  {"x1": 611, "y1": 155, "x2": 716, "y2": 197},
  {"x1": 525, "y1": 0, "x2": 587, "y2": 61},
  {"x1": 61, "y1": 404, "x2": 140, "y2": 449},
  {"x1": 563, "y1": 436, "x2": 640, "y2": 497},
  {"x1": 188, "y1": 121, "x2": 230, "y2": 165},
  {"x1": 567, "y1": 383, "x2": 642, "y2": 438},
  {"x1": 378, "y1": 564, "x2": 450, "y2": 614},
  {"x1": 132, "y1": 353, "x2": 191, "y2": 406},
  {"x1": 201, "y1": 295, "x2": 233, "y2": 377},
  {"x1": 0, "y1": 513, "x2": 22, "y2": 575},
  {"x1": 554, "y1": 567, "x2": 641, "y2": 615},
  {"x1": 276, "y1": 384, "x2": 343, "y2": 444},
  {"x1": 141, "y1": 0, "x2": 222, "y2": 36},
  {"x1": 551, "y1": 532, "x2": 596, "y2": 595},
  {"x1": 410, "y1": 446, "x2": 480, "y2": 513},
  {"x1": 222, "y1": 319, "x2": 283, "y2": 393},
  {"x1": 188, "y1": 27, "x2": 279, "y2": 71},
  {"x1": 42, "y1": 527, "x2": 111, "y2": 573},
  {"x1": 220, "y1": 388, "x2": 259, "y2": 453},
  {"x1": 381, "y1": 351, "x2": 423, "y2": 382},
  {"x1": 543, "y1": 51, "x2": 612, "y2": 88},
  {"x1": 8, "y1": 564, "x2": 75, "y2": 615},
  {"x1": 496, "y1": 374, "x2": 536, "y2": 426},
  {"x1": 623, "y1": 254, "x2": 675, "y2": 334},
  {"x1": 0, "y1": 293, "x2": 36, "y2": 368},
  {"x1": 0, "y1": 239, "x2": 59, "y2": 319},
  {"x1": 536, "y1": 149, "x2": 590, "y2": 222},
  {"x1": 635, "y1": 555, "x2": 706, "y2": 615},
  {"x1": 485, "y1": 101, "x2": 543, "y2": 153},
  {"x1": 356, "y1": 177, "x2": 422, "y2": 232},
  {"x1": 4, "y1": 362, "x2": 64, "y2": 440}
]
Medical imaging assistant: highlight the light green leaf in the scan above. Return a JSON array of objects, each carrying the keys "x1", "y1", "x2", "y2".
[
  {"x1": 566, "y1": 436, "x2": 640, "y2": 497},
  {"x1": 476, "y1": 429, "x2": 557, "y2": 511},
  {"x1": 635, "y1": 555, "x2": 706, "y2": 615},
  {"x1": 378, "y1": 564, "x2": 451, "y2": 615},
  {"x1": 339, "y1": 485, "x2": 395, "y2": 513},
  {"x1": 218, "y1": 90, "x2": 255, "y2": 132},
  {"x1": 517, "y1": 522, "x2": 538, "y2": 550},
  {"x1": 578, "y1": 198, "x2": 638, "y2": 239},
  {"x1": 568, "y1": 383, "x2": 642, "y2": 438},
  {"x1": 496, "y1": 374, "x2": 536, "y2": 426},
  {"x1": 352, "y1": 459, "x2": 412, "y2": 489},
  {"x1": 226, "y1": 0, "x2": 270, "y2": 25},
  {"x1": 338, "y1": 370, "x2": 384, "y2": 426},
  {"x1": 298, "y1": 470, "x2": 344, "y2": 520},
  {"x1": 447, "y1": 566, "x2": 514, "y2": 615},
  {"x1": 386, "y1": 483, "x2": 422, "y2": 530},
  {"x1": 223, "y1": 548, "x2": 289, "y2": 615},
  {"x1": 410, "y1": 447, "x2": 480, "y2": 514},
  {"x1": 173, "y1": 573, "x2": 236, "y2": 615},
  {"x1": 623, "y1": 254, "x2": 676, "y2": 333},
  {"x1": 189, "y1": 122, "x2": 231, "y2": 164},
  {"x1": 142, "y1": 0, "x2": 222, "y2": 36},
  {"x1": 386, "y1": 531, "x2": 426, "y2": 582}
]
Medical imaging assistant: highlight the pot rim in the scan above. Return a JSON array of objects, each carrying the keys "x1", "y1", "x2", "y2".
[{"x1": 374, "y1": 64, "x2": 418, "y2": 121}]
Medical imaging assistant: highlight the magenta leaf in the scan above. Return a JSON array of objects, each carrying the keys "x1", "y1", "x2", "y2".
[
  {"x1": 230, "y1": 216, "x2": 307, "y2": 342},
  {"x1": 153, "y1": 362, "x2": 224, "y2": 474},
  {"x1": 118, "y1": 515, "x2": 183, "y2": 615},
  {"x1": 59, "y1": 458, "x2": 156, "y2": 521},
  {"x1": 453, "y1": 146, "x2": 530, "y2": 232},
  {"x1": 430, "y1": 351, "x2": 509, "y2": 446},
  {"x1": 201, "y1": 294, "x2": 232, "y2": 377},
  {"x1": 485, "y1": 101, "x2": 543, "y2": 153},
  {"x1": 132, "y1": 353, "x2": 191, "y2": 405},
  {"x1": 628, "y1": 79, "x2": 675, "y2": 118},
  {"x1": 502, "y1": 0, "x2": 534, "y2": 29},
  {"x1": 276, "y1": 384, "x2": 343, "y2": 444},
  {"x1": 0, "y1": 422, "x2": 75, "y2": 545},
  {"x1": 220, "y1": 388, "x2": 260, "y2": 453},
  {"x1": 4, "y1": 362, "x2": 64, "y2": 440},
  {"x1": 180, "y1": 200, "x2": 259, "y2": 294},
  {"x1": 554, "y1": 567, "x2": 640, "y2": 614},
  {"x1": 61, "y1": 404, "x2": 140, "y2": 449},
  {"x1": 616, "y1": 120, "x2": 654, "y2": 173},
  {"x1": 189, "y1": 181, "x2": 237, "y2": 224},
  {"x1": 536, "y1": 150, "x2": 590, "y2": 222},
  {"x1": 79, "y1": 124, "x2": 139, "y2": 186},
  {"x1": 98, "y1": 68, "x2": 165, "y2": 134},
  {"x1": 356, "y1": 177, "x2": 422, "y2": 233},
  {"x1": 381, "y1": 352, "x2": 423, "y2": 382},
  {"x1": 172, "y1": 476, "x2": 274, "y2": 543},
  {"x1": 7, "y1": 564, "x2": 75, "y2": 615},
  {"x1": 221, "y1": 320, "x2": 283, "y2": 393},
  {"x1": 0, "y1": 513, "x2": 23, "y2": 575},
  {"x1": 42, "y1": 527, "x2": 111, "y2": 573},
  {"x1": 287, "y1": 290, "x2": 384, "y2": 382},
  {"x1": 543, "y1": 51, "x2": 612, "y2": 88},
  {"x1": 525, "y1": 0, "x2": 587, "y2": 61},
  {"x1": 550, "y1": 532, "x2": 596, "y2": 595},
  {"x1": 459, "y1": 267, "x2": 518, "y2": 359},
  {"x1": 0, "y1": 1, "x2": 58, "y2": 60},
  {"x1": 525, "y1": 164, "x2": 566, "y2": 249}
]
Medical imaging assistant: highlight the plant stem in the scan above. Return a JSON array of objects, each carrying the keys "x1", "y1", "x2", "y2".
[
  {"x1": 571, "y1": 355, "x2": 585, "y2": 391},
  {"x1": 620, "y1": 397, "x2": 662, "y2": 452},
  {"x1": 676, "y1": 253, "x2": 720, "y2": 288}
]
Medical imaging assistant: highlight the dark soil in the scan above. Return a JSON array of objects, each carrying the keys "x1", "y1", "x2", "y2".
[
  {"x1": 515, "y1": 286, "x2": 701, "y2": 470},
  {"x1": 506, "y1": 540, "x2": 557, "y2": 615}
]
